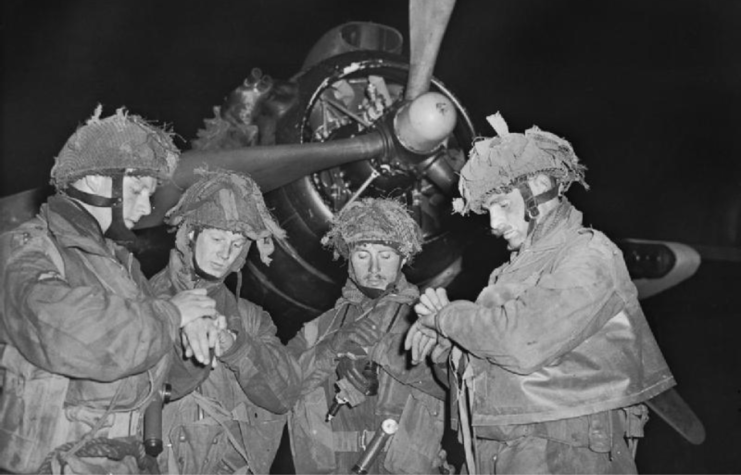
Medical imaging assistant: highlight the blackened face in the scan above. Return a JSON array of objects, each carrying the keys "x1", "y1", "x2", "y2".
[
  {"x1": 121, "y1": 176, "x2": 157, "y2": 229},
  {"x1": 193, "y1": 228, "x2": 251, "y2": 279},
  {"x1": 349, "y1": 243, "x2": 404, "y2": 290},
  {"x1": 484, "y1": 188, "x2": 529, "y2": 250}
]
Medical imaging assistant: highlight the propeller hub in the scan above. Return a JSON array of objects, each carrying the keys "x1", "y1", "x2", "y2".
[{"x1": 394, "y1": 91, "x2": 457, "y2": 155}]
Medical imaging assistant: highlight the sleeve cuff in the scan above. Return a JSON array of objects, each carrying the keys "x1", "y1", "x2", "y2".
[
  {"x1": 220, "y1": 320, "x2": 252, "y2": 362},
  {"x1": 154, "y1": 299, "x2": 182, "y2": 340}
]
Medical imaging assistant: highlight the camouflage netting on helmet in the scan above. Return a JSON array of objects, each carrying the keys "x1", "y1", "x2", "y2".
[
  {"x1": 165, "y1": 168, "x2": 286, "y2": 265},
  {"x1": 453, "y1": 112, "x2": 588, "y2": 215},
  {"x1": 322, "y1": 198, "x2": 423, "y2": 261},
  {"x1": 50, "y1": 105, "x2": 179, "y2": 189}
]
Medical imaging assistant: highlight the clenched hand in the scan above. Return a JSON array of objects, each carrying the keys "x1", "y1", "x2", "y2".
[
  {"x1": 169, "y1": 288, "x2": 217, "y2": 327},
  {"x1": 405, "y1": 287, "x2": 452, "y2": 364},
  {"x1": 169, "y1": 288, "x2": 221, "y2": 365},
  {"x1": 181, "y1": 315, "x2": 227, "y2": 366}
]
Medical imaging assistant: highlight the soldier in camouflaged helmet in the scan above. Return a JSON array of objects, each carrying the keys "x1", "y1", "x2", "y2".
[
  {"x1": 286, "y1": 198, "x2": 449, "y2": 474},
  {"x1": 453, "y1": 112, "x2": 588, "y2": 250},
  {"x1": 50, "y1": 105, "x2": 179, "y2": 242},
  {"x1": 408, "y1": 113, "x2": 675, "y2": 475},
  {"x1": 321, "y1": 198, "x2": 423, "y2": 296},
  {"x1": 0, "y1": 105, "x2": 220, "y2": 474},
  {"x1": 164, "y1": 168, "x2": 286, "y2": 275},
  {"x1": 150, "y1": 169, "x2": 300, "y2": 475}
]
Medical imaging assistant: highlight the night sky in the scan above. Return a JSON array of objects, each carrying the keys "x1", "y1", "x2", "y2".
[{"x1": 2, "y1": 1, "x2": 740, "y2": 473}]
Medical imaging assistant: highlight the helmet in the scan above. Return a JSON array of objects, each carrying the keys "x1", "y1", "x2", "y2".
[
  {"x1": 453, "y1": 112, "x2": 588, "y2": 215},
  {"x1": 322, "y1": 198, "x2": 423, "y2": 261},
  {"x1": 50, "y1": 105, "x2": 179, "y2": 189},
  {"x1": 165, "y1": 168, "x2": 285, "y2": 265}
]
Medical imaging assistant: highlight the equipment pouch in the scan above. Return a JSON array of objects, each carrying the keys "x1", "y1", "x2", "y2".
[
  {"x1": 384, "y1": 390, "x2": 445, "y2": 473},
  {"x1": 0, "y1": 345, "x2": 70, "y2": 473},
  {"x1": 587, "y1": 411, "x2": 613, "y2": 453},
  {"x1": 233, "y1": 400, "x2": 287, "y2": 474},
  {"x1": 622, "y1": 404, "x2": 649, "y2": 439},
  {"x1": 289, "y1": 387, "x2": 335, "y2": 473}
]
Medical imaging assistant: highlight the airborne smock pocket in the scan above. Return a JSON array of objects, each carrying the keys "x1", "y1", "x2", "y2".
[
  {"x1": 385, "y1": 389, "x2": 445, "y2": 473},
  {"x1": 0, "y1": 345, "x2": 71, "y2": 473}
]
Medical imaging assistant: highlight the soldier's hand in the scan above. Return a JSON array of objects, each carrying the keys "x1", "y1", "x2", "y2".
[
  {"x1": 170, "y1": 288, "x2": 217, "y2": 327},
  {"x1": 332, "y1": 317, "x2": 384, "y2": 353},
  {"x1": 430, "y1": 334, "x2": 452, "y2": 363},
  {"x1": 181, "y1": 314, "x2": 226, "y2": 366},
  {"x1": 405, "y1": 321, "x2": 442, "y2": 364},
  {"x1": 418, "y1": 287, "x2": 450, "y2": 315},
  {"x1": 336, "y1": 356, "x2": 379, "y2": 396},
  {"x1": 217, "y1": 328, "x2": 237, "y2": 354}
]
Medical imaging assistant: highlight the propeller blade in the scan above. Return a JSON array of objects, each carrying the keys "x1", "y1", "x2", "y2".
[
  {"x1": 646, "y1": 387, "x2": 706, "y2": 445},
  {"x1": 406, "y1": 0, "x2": 457, "y2": 101},
  {"x1": 136, "y1": 132, "x2": 386, "y2": 229},
  {"x1": 0, "y1": 88, "x2": 458, "y2": 234}
]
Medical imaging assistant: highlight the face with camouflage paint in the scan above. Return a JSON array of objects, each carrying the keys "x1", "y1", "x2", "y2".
[
  {"x1": 191, "y1": 227, "x2": 251, "y2": 279},
  {"x1": 484, "y1": 188, "x2": 529, "y2": 251},
  {"x1": 121, "y1": 176, "x2": 157, "y2": 229},
  {"x1": 349, "y1": 243, "x2": 406, "y2": 290},
  {"x1": 485, "y1": 174, "x2": 559, "y2": 250}
]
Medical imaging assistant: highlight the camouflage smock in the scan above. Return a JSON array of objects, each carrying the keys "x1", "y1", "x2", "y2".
[
  {"x1": 437, "y1": 201, "x2": 676, "y2": 429},
  {"x1": 0, "y1": 195, "x2": 180, "y2": 473},
  {"x1": 287, "y1": 276, "x2": 447, "y2": 474},
  {"x1": 150, "y1": 245, "x2": 302, "y2": 475}
]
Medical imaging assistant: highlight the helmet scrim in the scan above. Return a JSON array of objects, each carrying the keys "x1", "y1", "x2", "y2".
[
  {"x1": 50, "y1": 105, "x2": 179, "y2": 189},
  {"x1": 453, "y1": 112, "x2": 588, "y2": 215},
  {"x1": 165, "y1": 168, "x2": 286, "y2": 265},
  {"x1": 322, "y1": 198, "x2": 423, "y2": 261}
]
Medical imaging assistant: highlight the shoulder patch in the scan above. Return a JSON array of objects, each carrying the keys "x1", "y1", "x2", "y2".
[
  {"x1": 8, "y1": 231, "x2": 32, "y2": 250},
  {"x1": 5, "y1": 221, "x2": 67, "y2": 278},
  {"x1": 4, "y1": 219, "x2": 48, "y2": 251}
]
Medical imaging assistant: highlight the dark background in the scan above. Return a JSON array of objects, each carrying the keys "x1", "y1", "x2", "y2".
[{"x1": 2, "y1": 1, "x2": 740, "y2": 473}]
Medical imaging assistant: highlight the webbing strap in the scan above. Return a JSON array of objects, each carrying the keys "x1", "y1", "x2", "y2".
[{"x1": 452, "y1": 348, "x2": 476, "y2": 474}]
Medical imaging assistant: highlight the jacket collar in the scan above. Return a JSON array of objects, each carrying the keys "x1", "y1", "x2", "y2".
[
  {"x1": 337, "y1": 273, "x2": 419, "y2": 307},
  {"x1": 517, "y1": 199, "x2": 583, "y2": 255},
  {"x1": 164, "y1": 246, "x2": 224, "y2": 292},
  {"x1": 43, "y1": 194, "x2": 111, "y2": 256},
  {"x1": 164, "y1": 224, "x2": 250, "y2": 292}
]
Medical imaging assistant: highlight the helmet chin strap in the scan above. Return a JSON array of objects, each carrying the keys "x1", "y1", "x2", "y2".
[
  {"x1": 192, "y1": 257, "x2": 222, "y2": 282},
  {"x1": 64, "y1": 174, "x2": 137, "y2": 245},
  {"x1": 516, "y1": 177, "x2": 560, "y2": 235}
]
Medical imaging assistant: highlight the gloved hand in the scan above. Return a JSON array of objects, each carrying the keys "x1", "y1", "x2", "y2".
[
  {"x1": 330, "y1": 317, "x2": 384, "y2": 354},
  {"x1": 336, "y1": 356, "x2": 380, "y2": 397}
]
